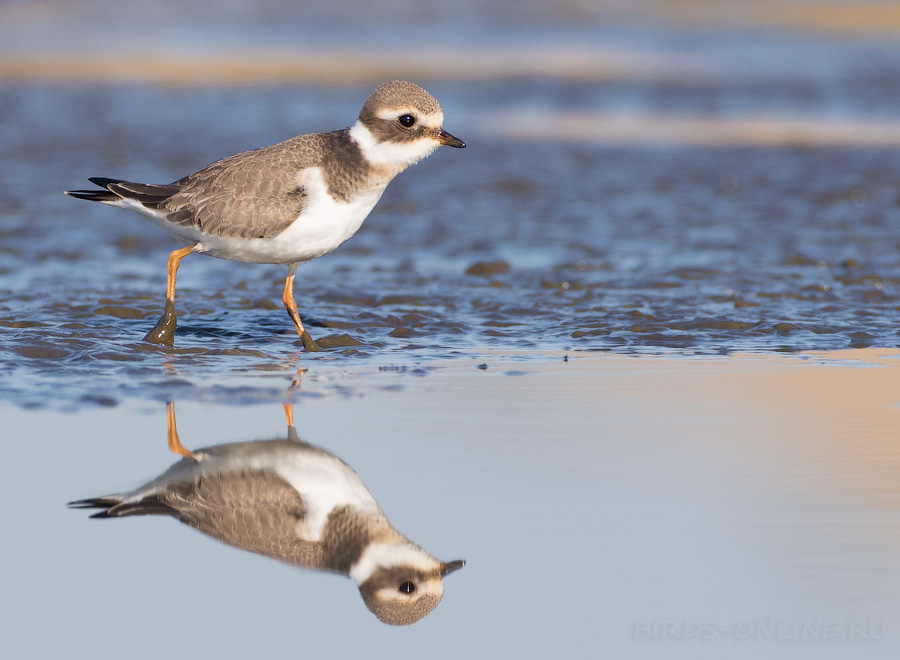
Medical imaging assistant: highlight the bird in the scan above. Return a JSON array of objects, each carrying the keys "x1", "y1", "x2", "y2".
[
  {"x1": 64, "y1": 81, "x2": 466, "y2": 350},
  {"x1": 68, "y1": 402, "x2": 465, "y2": 625}
]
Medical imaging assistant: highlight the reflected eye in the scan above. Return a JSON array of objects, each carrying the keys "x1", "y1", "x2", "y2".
[
  {"x1": 398, "y1": 581, "x2": 416, "y2": 594},
  {"x1": 397, "y1": 114, "x2": 416, "y2": 128}
]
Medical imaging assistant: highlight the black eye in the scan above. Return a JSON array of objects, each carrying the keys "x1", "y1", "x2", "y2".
[
  {"x1": 398, "y1": 114, "x2": 416, "y2": 128},
  {"x1": 398, "y1": 581, "x2": 416, "y2": 594}
]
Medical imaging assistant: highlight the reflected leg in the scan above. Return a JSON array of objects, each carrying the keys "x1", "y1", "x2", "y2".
[
  {"x1": 283, "y1": 263, "x2": 322, "y2": 352},
  {"x1": 144, "y1": 244, "x2": 197, "y2": 346},
  {"x1": 166, "y1": 401, "x2": 197, "y2": 460},
  {"x1": 283, "y1": 401, "x2": 295, "y2": 428},
  {"x1": 283, "y1": 401, "x2": 302, "y2": 443}
]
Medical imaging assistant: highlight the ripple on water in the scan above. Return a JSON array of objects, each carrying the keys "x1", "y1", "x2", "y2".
[{"x1": 2, "y1": 86, "x2": 900, "y2": 406}]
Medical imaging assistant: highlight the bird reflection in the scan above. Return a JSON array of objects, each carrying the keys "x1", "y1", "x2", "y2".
[{"x1": 69, "y1": 403, "x2": 464, "y2": 625}]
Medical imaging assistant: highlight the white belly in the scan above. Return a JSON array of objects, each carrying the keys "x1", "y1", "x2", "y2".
[
  {"x1": 133, "y1": 169, "x2": 387, "y2": 265},
  {"x1": 195, "y1": 187, "x2": 383, "y2": 264}
]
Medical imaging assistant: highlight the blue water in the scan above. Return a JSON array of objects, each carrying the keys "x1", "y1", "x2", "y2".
[{"x1": 3, "y1": 77, "x2": 900, "y2": 407}]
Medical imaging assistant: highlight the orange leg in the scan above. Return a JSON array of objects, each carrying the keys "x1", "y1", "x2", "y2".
[
  {"x1": 283, "y1": 401, "x2": 302, "y2": 443},
  {"x1": 283, "y1": 266, "x2": 322, "y2": 352},
  {"x1": 283, "y1": 401, "x2": 294, "y2": 427},
  {"x1": 144, "y1": 244, "x2": 197, "y2": 346},
  {"x1": 166, "y1": 401, "x2": 197, "y2": 460},
  {"x1": 165, "y1": 245, "x2": 196, "y2": 301}
]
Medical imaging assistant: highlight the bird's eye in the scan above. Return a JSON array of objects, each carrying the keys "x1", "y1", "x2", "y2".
[
  {"x1": 398, "y1": 581, "x2": 416, "y2": 594},
  {"x1": 397, "y1": 114, "x2": 416, "y2": 128}
]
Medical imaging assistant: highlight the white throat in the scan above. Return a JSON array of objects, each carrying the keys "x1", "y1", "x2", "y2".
[{"x1": 349, "y1": 120, "x2": 440, "y2": 171}]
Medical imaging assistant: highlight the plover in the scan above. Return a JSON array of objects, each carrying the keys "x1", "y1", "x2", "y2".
[
  {"x1": 69, "y1": 403, "x2": 465, "y2": 625},
  {"x1": 65, "y1": 81, "x2": 465, "y2": 349}
]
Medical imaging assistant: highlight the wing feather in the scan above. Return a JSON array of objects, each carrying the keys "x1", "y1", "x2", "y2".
[{"x1": 162, "y1": 135, "x2": 323, "y2": 239}]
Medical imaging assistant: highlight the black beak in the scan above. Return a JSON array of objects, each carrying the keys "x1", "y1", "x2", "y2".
[
  {"x1": 438, "y1": 129, "x2": 466, "y2": 148},
  {"x1": 440, "y1": 559, "x2": 466, "y2": 576}
]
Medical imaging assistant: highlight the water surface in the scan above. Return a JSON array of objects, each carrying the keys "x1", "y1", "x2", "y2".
[
  {"x1": 4, "y1": 351, "x2": 900, "y2": 659},
  {"x1": 2, "y1": 81, "x2": 900, "y2": 405}
]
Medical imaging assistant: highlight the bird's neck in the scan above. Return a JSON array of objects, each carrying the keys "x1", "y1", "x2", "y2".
[{"x1": 318, "y1": 506, "x2": 404, "y2": 574}]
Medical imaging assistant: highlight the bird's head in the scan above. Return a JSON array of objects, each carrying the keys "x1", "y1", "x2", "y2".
[
  {"x1": 350, "y1": 80, "x2": 465, "y2": 173},
  {"x1": 350, "y1": 541, "x2": 465, "y2": 625}
]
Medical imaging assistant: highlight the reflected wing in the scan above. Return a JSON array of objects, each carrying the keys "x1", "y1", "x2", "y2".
[{"x1": 161, "y1": 469, "x2": 326, "y2": 569}]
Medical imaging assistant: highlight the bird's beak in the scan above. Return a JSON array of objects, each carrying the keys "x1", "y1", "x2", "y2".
[
  {"x1": 440, "y1": 559, "x2": 466, "y2": 577},
  {"x1": 438, "y1": 129, "x2": 466, "y2": 148}
]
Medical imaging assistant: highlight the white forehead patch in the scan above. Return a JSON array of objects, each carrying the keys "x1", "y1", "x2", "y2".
[{"x1": 349, "y1": 541, "x2": 441, "y2": 585}]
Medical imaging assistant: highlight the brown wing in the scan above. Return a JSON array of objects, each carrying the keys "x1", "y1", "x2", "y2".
[
  {"x1": 161, "y1": 134, "x2": 326, "y2": 240},
  {"x1": 161, "y1": 469, "x2": 326, "y2": 569}
]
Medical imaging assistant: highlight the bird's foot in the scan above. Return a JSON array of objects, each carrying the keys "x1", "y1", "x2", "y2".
[
  {"x1": 299, "y1": 329, "x2": 322, "y2": 352},
  {"x1": 144, "y1": 299, "x2": 177, "y2": 346}
]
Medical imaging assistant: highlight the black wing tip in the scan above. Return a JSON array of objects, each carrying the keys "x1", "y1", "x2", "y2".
[
  {"x1": 65, "y1": 177, "x2": 123, "y2": 201},
  {"x1": 68, "y1": 496, "x2": 177, "y2": 519},
  {"x1": 64, "y1": 190, "x2": 113, "y2": 201},
  {"x1": 68, "y1": 498, "x2": 119, "y2": 518},
  {"x1": 68, "y1": 497, "x2": 115, "y2": 509},
  {"x1": 88, "y1": 177, "x2": 124, "y2": 188},
  {"x1": 63, "y1": 176, "x2": 127, "y2": 202}
]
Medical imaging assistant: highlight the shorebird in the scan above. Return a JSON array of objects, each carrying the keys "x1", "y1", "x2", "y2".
[
  {"x1": 69, "y1": 403, "x2": 465, "y2": 625},
  {"x1": 65, "y1": 81, "x2": 465, "y2": 349}
]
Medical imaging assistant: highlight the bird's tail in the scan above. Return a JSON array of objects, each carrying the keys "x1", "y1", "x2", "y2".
[
  {"x1": 64, "y1": 177, "x2": 177, "y2": 207},
  {"x1": 68, "y1": 494, "x2": 175, "y2": 519},
  {"x1": 64, "y1": 177, "x2": 125, "y2": 202}
]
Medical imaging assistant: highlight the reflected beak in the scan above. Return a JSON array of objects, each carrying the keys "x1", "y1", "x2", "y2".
[
  {"x1": 440, "y1": 559, "x2": 466, "y2": 577},
  {"x1": 438, "y1": 129, "x2": 466, "y2": 148}
]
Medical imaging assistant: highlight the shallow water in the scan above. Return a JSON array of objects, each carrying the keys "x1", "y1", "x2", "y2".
[
  {"x1": 3, "y1": 83, "x2": 900, "y2": 404},
  {"x1": 2, "y1": 2, "x2": 900, "y2": 658},
  {"x1": 5, "y1": 352, "x2": 900, "y2": 659}
]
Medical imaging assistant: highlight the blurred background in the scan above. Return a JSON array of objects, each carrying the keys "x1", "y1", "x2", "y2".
[{"x1": 4, "y1": 0, "x2": 900, "y2": 112}]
